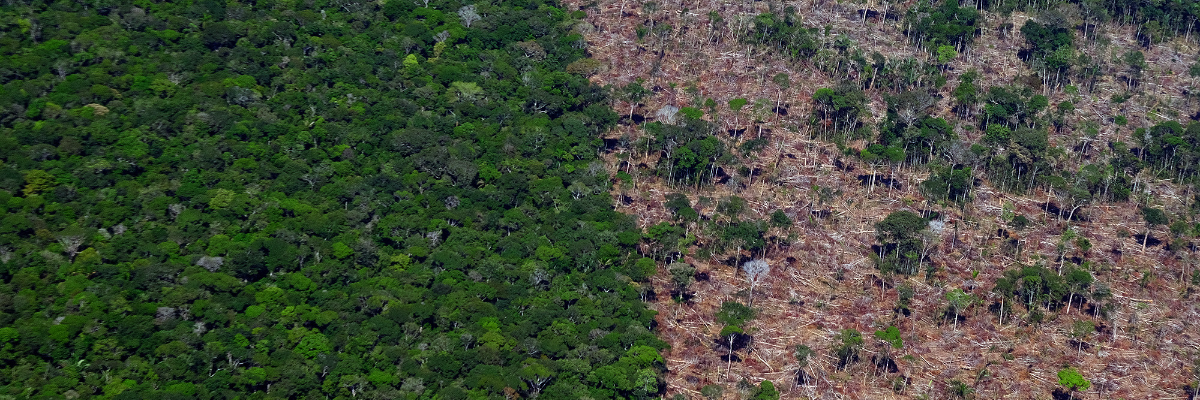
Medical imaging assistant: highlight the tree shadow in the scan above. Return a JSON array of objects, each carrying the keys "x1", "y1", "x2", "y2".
[
  {"x1": 856, "y1": 174, "x2": 903, "y2": 190},
  {"x1": 713, "y1": 332, "x2": 753, "y2": 352},
  {"x1": 872, "y1": 355, "x2": 899, "y2": 374},
  {"x1": 1039, "y1": 202, "x2": 1089, "y2": 221},
  {"x1": 1132, "y1": 234, "x2": 1162, "y2": 247},
  {"x1": 795, "y1": 369, "x2": 812, "y2": 386},
  {"x1": 669, "y1": 289, "x2": 693, "y2": 303}
]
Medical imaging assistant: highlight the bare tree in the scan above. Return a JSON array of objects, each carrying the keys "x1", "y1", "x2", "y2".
[
  {"x1": 742, "y1": 259, "x2": 770, "y2": 307},
  {"x1": 196, "y1": 256, "x2": 225, "y2": 272},
  {"x1": 458, "y1": 5, "x2": 481, "y2": 28},
  {"x1": 58, "y1": 233, "x2": 86, "y2": 262},
  {"x1": 434, "y1": 30, "x2": 451, "y2": 43}
]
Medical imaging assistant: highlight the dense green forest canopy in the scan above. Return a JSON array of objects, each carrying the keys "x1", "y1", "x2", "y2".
[{"x1": 0, "y1": 0, "x2": 668, "y2": 399}]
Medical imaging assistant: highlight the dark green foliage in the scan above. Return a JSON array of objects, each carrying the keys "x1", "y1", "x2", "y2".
[
  {"x1": 1140, "y1": 206, "x2": 1168, "y2": 249},
  {"x1": 874, "y1": 211, "x2": 929, "y2": 275},
  {"x1": 716, "y1": 301, "x2": 755, "y2": 328},
  {"x1": 905, "y1": 0, "x2": 981, "y2": 49},
  {"x1": 1020, "y1": 19, "x2": 1074, "y2": 72},
  {"x1": 740, "y1": 138, "x2": 770, "y2": 153},
  {"x1": 716, "y1": 302, "x2": 754, "y2": 362},
  {"x1": 644, "y1": 120, "x2": 729, "y2": 186},
  {"x1": 769, "y1": 210, "x2": 792, "y2": 229},
  {"x1": 981, "y1": 86, "x2": 1045, "y2": 130},
  {"x1": 981, "y1": 126, "x2": 1054, "y2": 193},
  {"x1": 993, "y1": 264, "x2": 1068, "y2": 312},
  {"x1": 751, "y1": 380, "x2": 779, "y2": 400},
  {"x1": 748, "y1": 12, "x2": 820, "y2": 61},
  {"x1": 664, "y1": 192, "x2": 698, "y2": 223},
  {"x1": 834, "y1": 329, "x2": 864, "y2": 369},
  {"x1": 1137, "y1": 120, "x2": 1200, "y2": 181},
  {"x1": 794, "y1": 344, "x2": 813, "y2": 367},
  {"x1": 812, "y1": 84, "x2": 868, "y2": 135},
  {"x1": 1142, "y1": 207, "x2": 1168, "y2": 227},
  {"x1": 873, "y1": 326, "x2": 903, "y2": 349},
  {"x1": 645, "y1": 222, "x2": 686, "y2": 260},
  {"x1": 0, "y1": 1, "x2": 665, "y2": 398},
  {"x1": 720, "y1": 220, "x2": 768, "y2": 255},
  {"x1": 1064, "y1": 265, "x2": 1093, "y2": 302},
  {"x1": 952, "y1": 70, "x2": 982, "y2": 113},
  {"x1": 922, "y1": 165, "x2": 974, "y2": 203},
  {"x1": 876, "y1": 91, "x2": 956, "y2": 164}
]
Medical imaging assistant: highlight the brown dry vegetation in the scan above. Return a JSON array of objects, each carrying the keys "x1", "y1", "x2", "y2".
[{"x1": 564, "y1": 0, "x2": 1200, "y2": 398}]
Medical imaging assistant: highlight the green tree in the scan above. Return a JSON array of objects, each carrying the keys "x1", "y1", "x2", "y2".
[
  {"x1": 1069, "y1": 320, "x2": 1094, "y2": 353},
  {"x1": 794, "y1": 344, "x2": 813, "y2": 368},
  {"x1": 668, "y1": 262, "x2": 695, "y2": 300},
  {"x1": 716, "y1": 301, "x2": 755, "y2": 328},
  {"x1": 873, "y1": 326, "x2": 903, "y2": 349},
  {"x1": 1064, "y1": 265, "x2": 1092, "y2": 315},
  {"x1": 623, "y1": 81, "x2": 650, "y2": 123},
  {"x1": 922, "y1": 165, "x2": 974, "y2": 204},
  {"x1": 1140, "y1": 207, "x2": 1167, "y2": 250},
  {"x1": 1056, "y1": 366, "x2": 1091, "y2": 400},
  {"x1": 1123, "y1": 50, "x2": 1146, "y2": 89},
  {"x1": 752, "y1": 380, "x2": 779, "y2": 400},
  {"x1": 834, "y1": 329, "x2": 864, "y2": 370},
  {"x1": 905, "y1": 0, "x2": 980, "y2": 49},
  {"x1": 875, "y1": 210, "x2": 930, "y2": 275},
  {"x1": 952, "y1": 70, "x2": 981, "y2": 116},
  {"x1": 811, "y1": 84, "x2": 867, "y2": 136},
  {"x1": 945, "y1": 288, "x2": 974, "y2": 330},
  {"x1": 770, "y1": 209, "x2": 792, "y2": 230},
  {"x1": 937, "y1": 45, "x2": 958, "y2": 64},
  {"x1": 729, "y1": 98, "x2": 749, "y2": 128},
  {"x1": 22, "y1": 170, "x2": 55, "y2": 196},
  {"x1": 1020, "y1": 19, "x2": 1074, "y2": 73},
  {"x1": 716, "y1": 301, "x2": 755, "y2": 380}
]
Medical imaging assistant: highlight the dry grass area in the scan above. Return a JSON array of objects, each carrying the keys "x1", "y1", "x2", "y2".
[{"x1": 566, "y1": 0, "x2": 1200, "y2": 398}]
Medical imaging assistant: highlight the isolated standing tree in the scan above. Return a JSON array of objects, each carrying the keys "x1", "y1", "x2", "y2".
[
  {"x1": 1056, "y1": 366, "x2": 1090, "y2": 400},
  {"x1": 874, "y1": 326, "x2": 903, "y2": 350},
  {"x1": 623, "y1": 82, "x2": 650, "y2": 123},
  {"x1": 944, "y1": 288, "x2": 974, "y2": 330},
  {"x1": 1140, "y1": 206, "x2": 1167, "y2": 250},
  {"x1": 771, "y1": 73, "x2": 790, "y2": 118},
  {"x1": 716, "y1": 301, "x2": 755, "y2": 381},
  {"x1": 729, "y1": 98, "x2": 748, "y2": 132},
  {"x1": 770, "y1": 209, "x2": 793, "y2": 231},
  {"x1": 1069, "y1": 320, "x2": 1094, "y2": 353},
  {"x1": 873, "y1": 325, "x2": 903, "y2": 374},
  {"x1": 1123, "y1": 50, "x2": 1145, "y2": 89},
  {"x1": 668, "y1": 262, "x2": 695, "y2": 301},
  {"x1": 742, "y1": 259, "x2": 770, "y2": 307},
  {"x1": 834, "y1": 329, "x2": 864, "y2": 370},
  {"x1": 936, "y1": 45, "x2": 957, "y2": 69},
  {"x1": 793, "y1": 344, "x2": 813, "y2": 383},
  {"x1": 1190, "y1": 356, "x2": 1200, "y2": 399},
  {"x1": 1064, "y1": 265, "x2": 1092, "y2": 315},
  {"x1": 875, "y1": 210, "x2": 929, "y2": 275}
]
